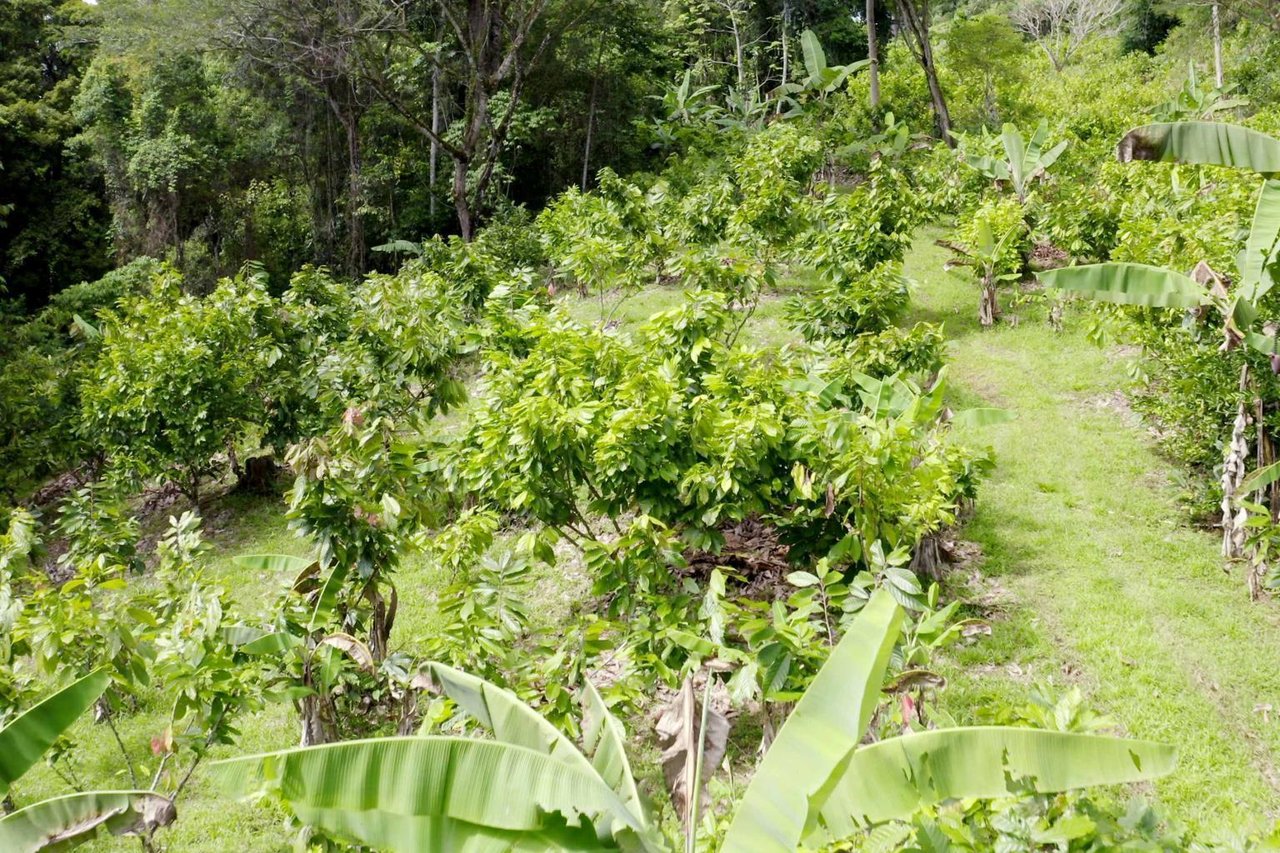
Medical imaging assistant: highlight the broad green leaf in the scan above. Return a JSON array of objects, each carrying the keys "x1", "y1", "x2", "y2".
[
  {"x1": 1002, "y1": 124, "x2": 1028, "y2": 193},
  {"x1": 1038, "y1": 263, "x2": 1208, "y2": 310},
  {"x1": 0, "y1": 670, "x2": 109, "y2": 792},
  {"x1": 951, "y1": 408, "x2": 1016, "y2": 429},
  {"x1": 230, "y1": 554, "x2": 316, "y2": 575},
  {"x1": 214, "y1": 737, "x2": 645, "y2": 852},
  {"x1": 1239, "y1": 460, "x2": 1280, "y2": 497},
  {"x1": 810, "y1": 727, "x2": 1175, "y2": 838},
  {"x1": 0, "y1": 790, "x2": 171, "y2": 852},
  {"x1": 580, "y1": 680, "x2": 649, "y2": 829},
  {"x1": 308, "y1": 562, "x2": 349, "y2": 631},
  {"x1": 1118, "y1": 121, "x2": 1280, "y2": 175},
  {"x1": 1240, "y1": 179, "x2": 1280, "y2": 298},
  {"x1": 425, "y1": 663, "x2": 594, "y2": 774},
  {"x1": 799, "y1": 29, "x2": 825, "y2": 81},
  {"x1": 721, "y1": 589, "x2": 903, "y2": 852}
]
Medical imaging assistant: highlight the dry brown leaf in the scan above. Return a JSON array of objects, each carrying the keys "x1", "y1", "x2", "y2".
[{"x1": 655, "y1": 677, "x2": 730, "y2": 828}]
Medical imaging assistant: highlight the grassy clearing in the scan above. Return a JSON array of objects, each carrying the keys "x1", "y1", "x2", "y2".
[
  {"x1": 18, "y1": 231, "x2": 1280, "y2": 848},
  {"x1": 909, "y1": 226, "x2": 1280, "y2": 835}
]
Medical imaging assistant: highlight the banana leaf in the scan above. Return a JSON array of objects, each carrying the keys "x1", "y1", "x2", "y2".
[
  {"x1": 1240, "y1": 179, "x2": 1280, "y2": 299},
  {"x1": 213, "y1": 737, "x2": 645, "y2": 852},
  {"x1": 581, "y1": 680, "x2": 649, "y2": 828},
  {"x1": 1118, "y1": 121, "x2": 1280, "y2": 175},
  {"x1": 809, "y1": 727, "x2": 1176, "y2": 839},
  {"x1": 1038, "y1": 263, "x2": 1208, "y2": 310},
  {"x1": 230, "y1": 554, "x2": 317, "y2": 575},
  {"x1": 0, "y1": 790, "x2": 172, "y2": 852},
  {"x1": 721, "y1": 590, "x2": 903, "y2": 852},
  {"x1": 951, "y1": 408, "x2": 1016, "y2": 429},
  {"x1": 425, "y1": 663, "x2": 595, "y2": 774},
  {"x1": 0, "y1": 670, "x2": 109, "y2": 792}
]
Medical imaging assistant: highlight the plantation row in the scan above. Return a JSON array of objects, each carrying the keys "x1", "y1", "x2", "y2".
[{"x1": 5, "y1": 25, "x2": 1280, "y2": 851}]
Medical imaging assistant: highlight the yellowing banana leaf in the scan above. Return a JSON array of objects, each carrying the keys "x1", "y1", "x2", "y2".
[
  {"x1": 721, "y1": 589, "x2": 903, "y2": 853},
  {"x1": 809, "y1": 726, "x2": 1176, "y2": 839},
  {"x1": 0, "y1": 670, "x2": 109, "y2": 792},
  {"x1": 1118, "y1": 121, "x2": 1280, "y2": 175},
  {"x1": 213, "y1": 737, "x2": 645, "y2": 852},
  {"x1": 1038, "y1": 263, "x2": 1208, "y2": 310},
  {"x1": 0, "y1": 790, "x2": 173, "y2": 852}
]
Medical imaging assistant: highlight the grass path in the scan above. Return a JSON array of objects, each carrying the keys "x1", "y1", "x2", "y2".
[{"x1": 909, "y1": 228, "x2": 1280, "y2": 835}]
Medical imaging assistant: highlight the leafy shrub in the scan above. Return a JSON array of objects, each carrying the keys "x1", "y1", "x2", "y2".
[
  {"x1": 79, "y1": 268, "x2": 273, "y2": 504},
  {"x1": 787, "y1": 262, "x2": 910, "y2": 341},
  {"x1": 834, "y1": 322, "x2": 947, "y2": 379}
]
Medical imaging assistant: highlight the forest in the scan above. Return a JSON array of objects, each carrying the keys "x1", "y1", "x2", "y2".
[{"x1": 4, "y1": 0, "x2": 1280, "y2": 849}]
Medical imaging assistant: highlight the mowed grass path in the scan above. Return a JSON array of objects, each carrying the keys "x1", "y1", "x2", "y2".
[{"x1": 910, "y1": 227, "x2": 1280, "y2": 834}]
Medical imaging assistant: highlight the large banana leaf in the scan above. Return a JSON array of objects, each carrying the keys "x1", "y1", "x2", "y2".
[
  {"x1": 721, "y1": 589, "x2": 903, "y2": 853},
  {"x1": 1038, "y1": 263, "x2": 1208, "y2": 309},
  {"x1": 809, "y1": 727, "x2": 1176, "y2": 839},
  {"x1": 214, "y1": 737, "x2": 645, "y2": 853},
  {"x1": 0, "y1": 790, "x2": 171, "y2": 852},
  {"x1": 425, "y1": 663, "x2": 595, "y2": 774},
  {"x1": 230, "y1": 554, "x2": 316, "y2": 575},
  {"x1": 1240, "y1": 179, "x2": 1280, "y2": 299},
  {"x1": 1118, "y1": 121, "x2": 1280, "y2": 175},
  {"x1": 0, "y1": 670, "x2": 109, "y2": 792},
  {"x1": 581, "y1": 680, "x2": 649, "y2": 828}
]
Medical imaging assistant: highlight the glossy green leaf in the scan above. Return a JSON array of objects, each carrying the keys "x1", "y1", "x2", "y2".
[
  {"x1": 214, "y1": 737, "x2": 646, "y2": 852},
  {"x1": 1118, "y1": 121, "x2": 1280, "y2": 175},
  {"x1": 810, "y1": 727, "x2": 1176, "y2": 837},
  {"x1": 0, "y1": 670, "x2": 109, "y2": 792},
  {"x1": 1038, "y1": 263, "x2": 1208, "y2": 309},
  {"x1": 721, "y1": 589, "x2": 903, "y2": 852}
]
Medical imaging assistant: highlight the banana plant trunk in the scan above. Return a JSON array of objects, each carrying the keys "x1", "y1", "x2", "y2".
[
  {"x1": 979, "y1": 277, "x2": 999, "y2": 327},
  {"x1": 1222, "y1": 364, "x2": 1251, "y2": 561}
]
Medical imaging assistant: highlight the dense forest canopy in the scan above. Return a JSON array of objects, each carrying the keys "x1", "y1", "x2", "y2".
[
  {"x1": 3, "y1": 0, "x2": 1249, "y2": 307},
  {"x1": 8, "y1": 0, "x2": 1280, "y2": 850}
]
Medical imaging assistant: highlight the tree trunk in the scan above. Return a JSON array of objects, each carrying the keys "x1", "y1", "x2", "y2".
[
  {"x1": 894, "y1": 0, "x2": 952, "y2": 145},
  {"x1": 1212, "y1": 2, "x2": 1224, "y2": 88},
  {"x1": 778, "y1": 0, "x2": 791, "y2": 115},
  {"x1": 582, "y1": 31, "x2": 606, "y2": 190},
  {"x1": 866, "y1": 0, "x2": 880, "y2": 113},
  {"x1": 430, "y1": 64, "x2": 441, "y2": 222}
]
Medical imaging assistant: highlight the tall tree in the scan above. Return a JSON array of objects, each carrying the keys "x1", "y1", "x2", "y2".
[
  {"x1": 1011, "y1": 0, "x2": 1125, "y2": 72},
  {"x1": 357, "y1": 0, "x2": 585, "y2": 240},
  {"x1": 867, "y1": 0, "x2": 880, "y2": 111},
  {"x1": 892, "y1": 0, "x2": 952, "y2": 144},
  {"x1": 0, "y1": 0, "x2": 111, "y2": 307}
]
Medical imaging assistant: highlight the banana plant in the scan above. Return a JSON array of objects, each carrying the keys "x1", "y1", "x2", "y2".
[
  {"x1": 213, "y1": 590, "x2": 1175, "y2": 852},
  {"x1": 1038, "y1": 121, "x2": 1280, "y2": 569},
  {"x1": 0, "y1": 670, "x2": 175, "y2": 852},
  {"x1": 961, "y1": 120, "x2": 1069, "y2": 203},
  {"x1": 774, "y1": 30, "x2": 868, "y2": 109}
]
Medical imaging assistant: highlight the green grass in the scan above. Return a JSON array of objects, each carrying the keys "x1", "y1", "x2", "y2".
[
  {"x1": 908, "y1": 226, "x2": 1280, "y2": 834},
  {"x1": 18, "y1": 231, "x2": 1280, "y2": 848}
]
